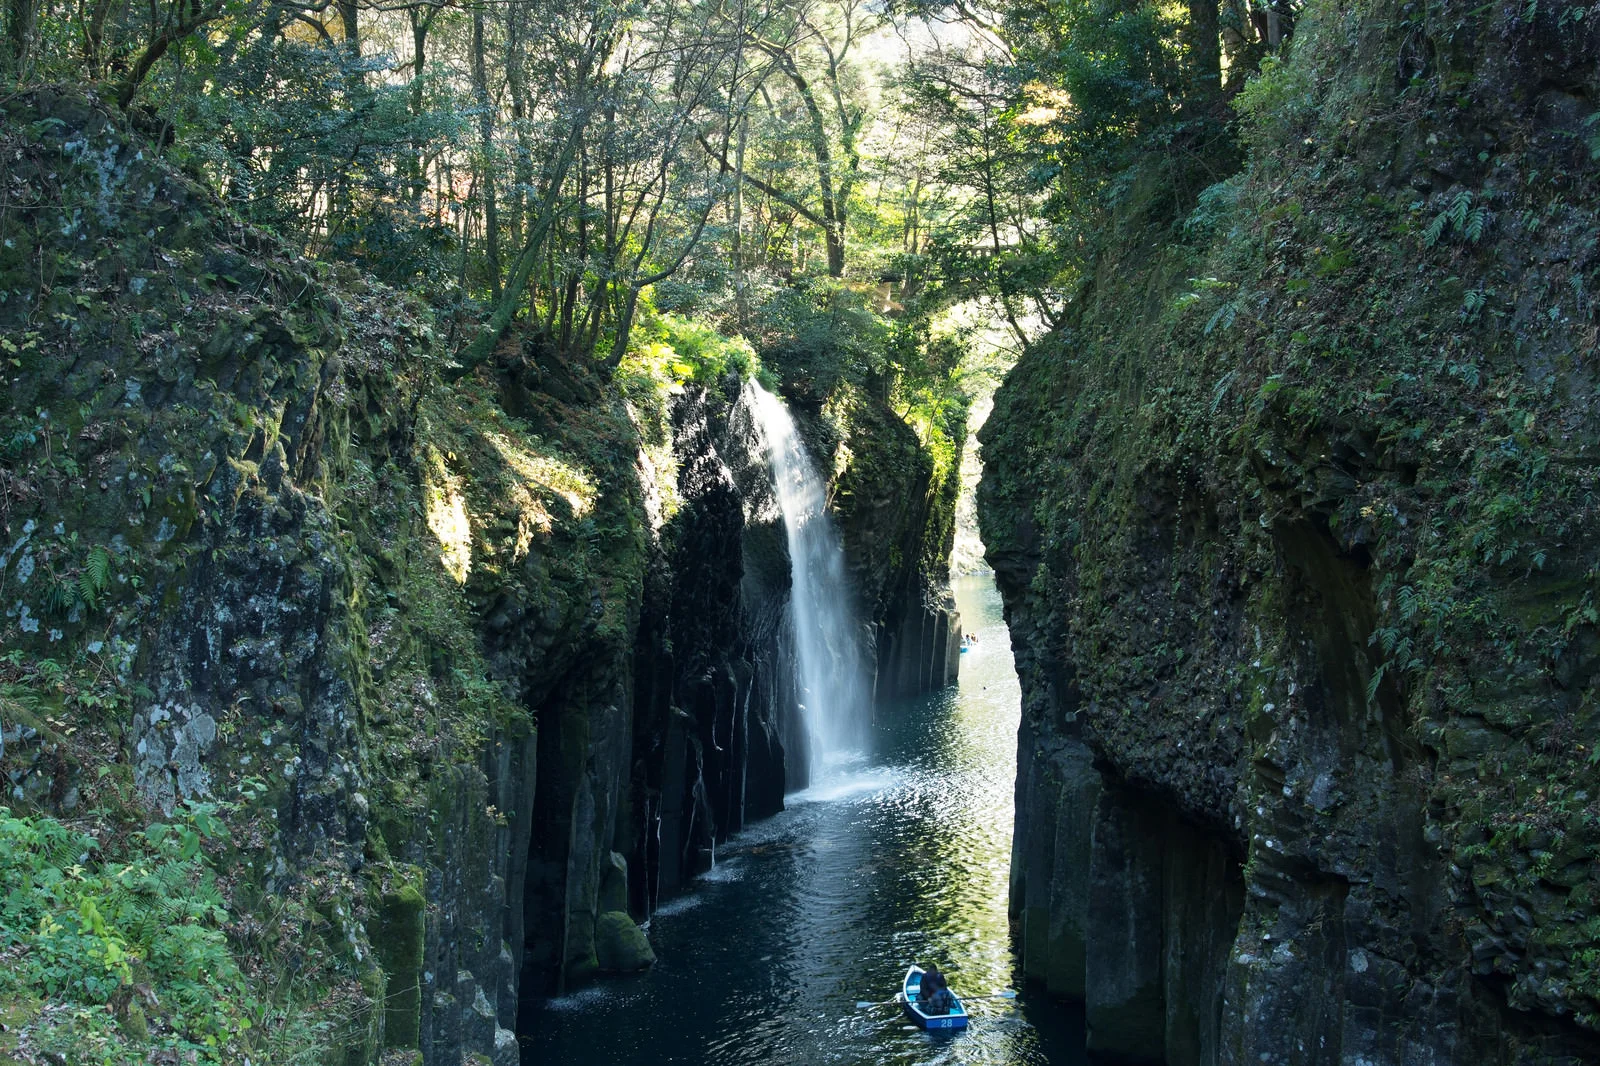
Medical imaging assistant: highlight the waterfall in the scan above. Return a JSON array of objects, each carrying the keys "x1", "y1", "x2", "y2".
[{"x1": 747, "y1": 381, "x2": 872, "y2": 768}]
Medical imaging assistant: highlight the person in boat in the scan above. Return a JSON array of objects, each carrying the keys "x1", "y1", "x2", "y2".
[{"x1": 920, "y1": 964, "x2": 955, "y2": 1015}]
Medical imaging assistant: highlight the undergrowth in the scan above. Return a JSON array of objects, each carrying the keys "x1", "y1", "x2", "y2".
[{"x1": 0, "y1": 803, "x2": 335, "y2": 1064}]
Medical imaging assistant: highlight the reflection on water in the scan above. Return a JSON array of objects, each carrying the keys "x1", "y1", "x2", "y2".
[{"x1": 524, "y1": 576, "x2": 1087, "y2": 1065}]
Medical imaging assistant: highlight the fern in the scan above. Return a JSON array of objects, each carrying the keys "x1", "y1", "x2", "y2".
[
  {"x1": 76, "y1": 547, "x2": 113, "y2": 610},
  {"x1": 86, "y1": 546, "x2": 112, "y2": 593},
  {"x1": 1425, "y1": 190, "x2": 1489, "y2": 247},
  {"x1": 1423, "y1": 212, "x2": 1449, "y2": 247},
  {"x1": 1396, "y1": 584, "x2": 1419, "y2": 621},
  {"x1": 42, "y1": 577, "x2": 78, "y2": 616},
  {"x1": 1365, "y1": 661, "x2": 1388, "y2": 703},
  {"x1": 1204, "y1": 300, "x2": 1238, "y2": 335},
  {"x1": 1464, "y1": 204, "x2": 1489, "y2": 243}
]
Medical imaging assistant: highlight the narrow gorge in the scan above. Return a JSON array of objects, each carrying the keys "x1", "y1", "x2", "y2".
[{"x1": 2, "y1": 0, "x2": 1598, "y2": 1062}]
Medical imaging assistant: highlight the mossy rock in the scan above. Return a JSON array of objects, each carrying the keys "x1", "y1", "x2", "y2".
[
  {"x1": 372, "y1": 867, "x2": 427, "y2": 1049},
  {"x1": 0, "y1": 995, "x2": 40, "y2": 1059},
  {"x1": 594, "y1": 911, "x2": 656, "y2": 972}
]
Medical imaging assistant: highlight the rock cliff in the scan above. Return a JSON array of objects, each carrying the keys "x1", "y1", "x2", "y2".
[
  {"x1": 0, "y1": 93, "x2": 962, "y2": 1063},
  {"x1": 981, "y1": 0, "x2": 1600, "y2": 1062}
]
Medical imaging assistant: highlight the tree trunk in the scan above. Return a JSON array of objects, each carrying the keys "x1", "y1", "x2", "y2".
[
  {"x1": 732, "y1": 116, "x2": 748, "y2": 329},
  {"x1": 339, "y1": 0, "x2": 359, "y2": 54},
  {"x1": 471, "y1": 2, "x2": 502, "y2": 298},
  {"x1": 447, "y1": 121, "x2": 588, "y2": 380},
  {"x1": 6, "y1": 0, "x2": 35, "y2": 81},
  {"x1": 1187, "y1": 0, "x2": 1222, "y2": 105},
  {"x1": 606, "y1": 286, "x2": 643, "y2": 374},
  {"x1": 980, "y1": 117, "x2": 1027, "y2": 345},
  {"x1": 766, "y1": 46, "x2": 846, "y2": 276},
  {"x1": 504, "y1": 0, "x2": 533, "y2": 247},
  {"x1": 84, "y1": 0, "x2": 117, "y2": 76},
  {"x1": 408, "y1": 6, "x2": 432, "y2": 203},
  {"x1": 118, "y1": 0, "x2": 220, "y2": 113}
]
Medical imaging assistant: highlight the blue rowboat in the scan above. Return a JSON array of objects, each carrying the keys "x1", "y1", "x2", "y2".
[{"x1": 902, "y1": 965, "x2": 969, "y2": 1031}]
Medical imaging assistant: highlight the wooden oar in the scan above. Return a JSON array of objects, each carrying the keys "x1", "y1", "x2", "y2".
[
  {"x1": 856, "y1": 989, "x2": 1017, "y2": 1009},
  {"x1": 855, "y1": 993, "x2": 905, "y2": 1008}
]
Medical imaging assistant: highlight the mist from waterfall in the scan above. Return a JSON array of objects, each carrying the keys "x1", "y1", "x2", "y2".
[{"x1": 747, "y1": 381, "x2": 872, "y2": 768}]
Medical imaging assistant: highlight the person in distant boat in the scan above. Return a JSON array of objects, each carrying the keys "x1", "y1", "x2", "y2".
[{"x1": 920, "y1": 964, "x2": 955, "y2": 1015}]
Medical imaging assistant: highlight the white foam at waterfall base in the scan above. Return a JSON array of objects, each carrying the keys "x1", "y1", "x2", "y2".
[{"x1": 747, "y1": 381, "x2": 873, "y2": 771}]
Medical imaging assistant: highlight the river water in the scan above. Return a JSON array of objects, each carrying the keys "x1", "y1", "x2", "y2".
[{"x1": 523, "y1": 575, "x2": 1087, "y2": 1066}]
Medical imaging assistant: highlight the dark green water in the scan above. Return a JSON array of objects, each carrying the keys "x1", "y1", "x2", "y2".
[{"x1": 523, "y1": 575, "x2": 1087, "y2": 1065}]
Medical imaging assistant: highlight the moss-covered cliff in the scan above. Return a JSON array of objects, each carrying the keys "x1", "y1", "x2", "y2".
[
  {"x1": 981, "y1": 0, "x2": 1600, "y2": 1061},
  {"x1": 0, "y1": 87, "x2": 659, "y2": 1064},
  {"x1": 0, "y1": 91, "x2": 964, "y2": 1064}
]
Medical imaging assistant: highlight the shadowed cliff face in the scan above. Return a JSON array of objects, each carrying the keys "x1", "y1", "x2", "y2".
[
  {"x1": 980, "y1": 0, "x2": 1600, "y2": 1061},
  {"x1": 826, "y1": 389, "x2": 967, "y2": 701},
  {"x1": 0, "y1": 89, "x2": 641, "y2": 1062},
  {"x1": 626, "y1": 383, "x2": 792, "y2": 916}
]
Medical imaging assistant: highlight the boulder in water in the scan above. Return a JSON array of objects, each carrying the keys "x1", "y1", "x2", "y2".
[{"x1": 595, "y1": 911, "x2": 656, "y2": 972}]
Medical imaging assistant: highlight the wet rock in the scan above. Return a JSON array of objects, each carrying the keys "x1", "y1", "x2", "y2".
[{"x1": 594, "y1": 911, "x2": 655, "y2": 973}]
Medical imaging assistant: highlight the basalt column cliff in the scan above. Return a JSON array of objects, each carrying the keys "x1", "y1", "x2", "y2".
[{"x1": 981, "y1": 0, "x2": 1600, "y2": 1062}]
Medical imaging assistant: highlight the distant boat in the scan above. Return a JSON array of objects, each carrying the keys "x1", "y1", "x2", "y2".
[{"x1": 901, "y1": 965, "x2": 969, "y2": 1030}]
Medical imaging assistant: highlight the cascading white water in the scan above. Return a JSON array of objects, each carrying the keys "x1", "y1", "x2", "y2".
[{"x1": 747, "y1": 381, "x2": 872, "y2": 767}]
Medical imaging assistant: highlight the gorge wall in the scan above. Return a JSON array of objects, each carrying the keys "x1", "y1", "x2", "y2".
[
  {"x1": 0, "y1": 93, "x2": 960, "y2": 1064},
  {"x1": 982, "y1": 0, "x2": 1600, "y2": 1063}
]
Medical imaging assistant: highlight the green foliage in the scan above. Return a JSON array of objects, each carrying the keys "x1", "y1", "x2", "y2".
[
  {"x1": 159, "y1": 31, "x2": 467, "y2": 286},
  {"x1": 887, "y1": 326, "x2": 969, "y2": 489},
  {"x1": 1232, "y1": 54, "x2": 1317, "y2": 151},
  {"x1": 1423, "y1": 189, "x2": 1490, "y2": 247},
  {"x1": 634, "y1": 313, "x2": 762, "y2": 387},
  {"x1": 755, "y1": 278, "x2": 890, "y2": 397},
  {"x1": 0, "y1": 804, "x2": 258, "y2": 1062},
  {"x1": 30, "y1": 535, "x2": 133, "y2": 623}
]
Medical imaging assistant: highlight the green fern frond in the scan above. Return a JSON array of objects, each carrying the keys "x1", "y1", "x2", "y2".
[
  {"x1": 1365, "y1": 661, "x2": 1388, "y2": 704},
  {"x1": 1465, "y1": 206, "x2": 1489, "y2": 243},
  {"x1": 85, "y1": 547, "x2": 112, "y2": 594},
  {"x1": 1423, "y1": 212, "x2": 1448, "y2": 247}
]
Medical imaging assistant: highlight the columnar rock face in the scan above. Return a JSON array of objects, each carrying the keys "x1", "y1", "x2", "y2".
[
  {"x1": 627, "y1": 383, "x2": 794, "y2": 909},
  {"x1": 981, "y1": 0, "x2": 1600, "y2": 1062},
  {"x1": 624, "y1": 376, "x2": 969, "y2": 911},
  {"x1": 826, "y1": 391, "x2": 966, "y2": 700}
]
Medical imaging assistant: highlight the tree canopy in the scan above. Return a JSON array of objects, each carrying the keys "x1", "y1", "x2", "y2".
[{"x1": 3, "y1": 0, "x2": 1293, "y2": 391}]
